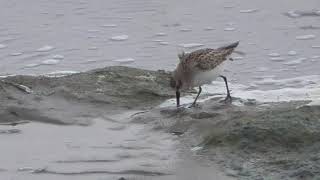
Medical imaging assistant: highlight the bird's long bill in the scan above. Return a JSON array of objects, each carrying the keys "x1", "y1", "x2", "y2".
[{"x1": 176, "y1": 90, "x2": 180, "y2": 107}]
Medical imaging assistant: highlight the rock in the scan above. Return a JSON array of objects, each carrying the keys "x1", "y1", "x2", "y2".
[
  {"x1": 132, "y1": 98, "x2": 320, "y2": 179},
  {"x1": 0, "y1": 66, "x2": 173, "y2": 125}
]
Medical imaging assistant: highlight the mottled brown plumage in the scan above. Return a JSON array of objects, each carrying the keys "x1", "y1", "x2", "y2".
[{"x1": 171, "y1": 41, "x2": 239, "y2": 107}]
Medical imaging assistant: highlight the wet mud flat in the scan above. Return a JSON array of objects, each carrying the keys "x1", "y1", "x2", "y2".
[{"x1": 0, "y1": 66, "x2": 320, "y2": 180}]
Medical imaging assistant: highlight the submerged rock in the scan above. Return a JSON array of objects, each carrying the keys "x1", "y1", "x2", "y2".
[
  {"x1": 133, "y1": 98, "x2": 320, "y2": 179},
  {"x1": 0, "y1": 66, "x2": 173, "y2": 125}
]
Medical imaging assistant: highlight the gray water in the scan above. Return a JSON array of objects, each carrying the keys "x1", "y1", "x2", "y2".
[
  {"x1": 0, "y1": 0, "x2": 319, "y2": 179},
  {"x1": 0, "y1": 0, "x2": 319, "y2": 84}
]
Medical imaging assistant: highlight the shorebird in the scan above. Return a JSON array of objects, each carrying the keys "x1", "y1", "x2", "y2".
[{"x1": 170, "y1": 41, "x2": 239, "y2": 107}]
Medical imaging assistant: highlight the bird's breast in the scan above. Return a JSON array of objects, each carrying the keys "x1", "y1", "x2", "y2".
[{"x1": 191, "y1": 64, "x2": 223, "y2": 87}]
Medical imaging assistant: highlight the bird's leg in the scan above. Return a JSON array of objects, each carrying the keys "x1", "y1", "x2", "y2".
[
  {"x1": 176, "y1": 90, "x2": 180, "y2": 107},
  {"x1": 190, "y1": 86, "x2": 202, "y2": 107},
  {"x1": 219, "y1": 75, "x2": 232, "y2": 102}
]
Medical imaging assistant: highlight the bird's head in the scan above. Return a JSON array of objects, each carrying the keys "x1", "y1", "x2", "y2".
[{"x1": 177, "y1": 51, "x2": 187, "y2": 61}]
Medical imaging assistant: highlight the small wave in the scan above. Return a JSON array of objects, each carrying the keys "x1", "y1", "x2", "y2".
[
  {"x1": 160, "y1": 75, "x2": 320, "y2": 107},
  {"x1": 112, "y1": 58, "x2": 135, "y2": 64},
  {"x1": 179, "y1": 28, "x2": 192, "y2": 32},
  {"x1": 37, "y1": 45, "x2": 55, "y2": 52},
  {"x1": 110, "y1": 35, "x2": 129, "y2": 41},
  {"x1": 101, "y1": 24, "x2": 117, "y2": 28},
  {"x1": 41, "y1": 59, "x2": 60, "y2": 65},
  {"x1": 0, "y1": 44, "x2": 7, "y2": 49},
  {"x1": 268, "y1": 53, "x2": 281, "y2": 57},
  {"x1": 296, "y1": 34, "x2": 316, "y2": 40},
  {"x1": 32, "y1": 168, "x2": 171, "y2": 176},
  {"x1": 0, "y1": 129, "x2": 21, "y2": 134},
  {"x1": 179, "y1": 43, "x2": 204, "y2": 48},
  {"x1": 288, "y1": 51, "x2": 297, "y2": 56},
  {"x1": 155, "y1": 32, "x2": 167, "y2": 36},
  {"x1": 283, "y1": 58, "x2": 307, "y2": 65},
  {"x1": 10, "y1": 52, "x2": 23, "y2": 56},
  {"x1": 55, "y1": 159, "x2": 118, "y2": 163},
  {"x1": 224, "y1": 27, "x2": 236, "y2": 31},
  {"x1": 240, "y1": 9, "x2": 259, "y2": 13},
  {"x1": 52, "y1": 54, "x2": 64, "y2": 60},
  {"x1": 44, "y1": 70, "x2": 79, "y2": 77},
  {"x1": 270, "y1": 57, "x2": 286, "y2": 62},
  {"x1": 284, "y1": 10, "x2": 320, "y2": 18}
]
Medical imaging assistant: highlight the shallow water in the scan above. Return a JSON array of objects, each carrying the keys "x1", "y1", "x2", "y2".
[
  {"x1": 0, "y1": 0, "x2": 319, "y2": 85},
  {"x1": 0, "y1": 0, "x2": 320, "y2": 179}
]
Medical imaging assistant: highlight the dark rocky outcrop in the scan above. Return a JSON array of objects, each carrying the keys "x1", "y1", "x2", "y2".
[{"x1": 0, "y1": 66, "x2": 173, "y2": 125}]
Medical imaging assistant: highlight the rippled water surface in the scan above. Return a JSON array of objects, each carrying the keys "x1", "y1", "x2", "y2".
[
  {"x1": 0, "y1": 0, "x2": 319, "y2": 179},
  {"x1": 0, "y1": 0, "x2": 319, "y2": 84}
]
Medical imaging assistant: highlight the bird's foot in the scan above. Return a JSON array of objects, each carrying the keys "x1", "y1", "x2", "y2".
[
  {"x1": 188, "y1": 102, "x2": 201, "y2": 108},
  {"x1": 188, "y1": 103, "x2": 196, "y2": 108},
  {"x1": 220, "y1": 95, "x2": 232, "y2": 104}
]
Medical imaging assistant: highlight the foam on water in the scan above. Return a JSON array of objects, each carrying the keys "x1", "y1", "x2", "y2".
[
  {"x1": 240, "y1": 9, "x2": 259, "y2": 13},
  {"x1": 160, "y1": 75, "x2": 320, "y2": 107},
  {"x1": 88, "y1": 46, "x2": 98, "y2": 50},
  {"x1": 179, "y1": 28, "x2": 192, "y2": 32},
  {"x1": 0, "y1": 44, "x2": 7, "y2": 49},
  {"x1": 204, "y1": 27, "x2": 215, "y2": 31},
  {"x1": 179, "y1": 43, "x2": 204, "y2": 48},
  {"x1": 268, "y1": 53, "x2": 281, "y2": 57},
  {"x1": 288, "y1": 51, "x2": 298, "y2": 56},
  {"x1": 224, "y1": 27, "x2": 236, "y2": 31},
  {"x1": 87, "y1": 29, "x2": 100, "y2": 33},
  {"x1": 296, "y1": 34, "x2": 316, "y2": 40},
  {"x1": 37, "y1": 45, "x2": 55, "y2": 52},
  {"x1": 155, "y1": 32, "x2": 167, "y2": 36},
  {"x1": 52, "y1": 54, "x2": 64, "y2": 60},
  {"x1": 24, "y1": 63, "x2": 40, "y2": 68},
  {"x1": 101, "y1": 24, "x2": 117, "y2": 28},
  {"x1": 159, "y1": 41, "x2": 169, "y2": 45},
  {"x1": 41, "y1": 59, "x2": 61, "y2": 65},
  {"x1": 112, "y1": 58, "x2": 135, "y2": 64},
  {"x1": 45, "y1": 70, "x2": 79, "y2": 77},
  {"x1": 10, "y1": 52, "x2": 23, "y2": 56},
  {"x1": 283, "y1": 57, "x2": 307, "y2": 65},
  {"x1": 110, "y1": 35, "x2": 129, "y2": 41},
  {"x1": 232, "y1": 56, "x2": 244, "y2": 60},
  {"x1": 270, "y1": 57, "x2": 286, "y2": 61}
]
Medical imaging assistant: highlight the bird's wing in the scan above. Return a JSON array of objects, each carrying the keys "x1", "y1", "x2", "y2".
[
  {"x1": 182, "y1": 49, "x2": 227, "y2": 71},
  {"x1": 183, "y1": 42, "x2": 239, "y2": 71}
]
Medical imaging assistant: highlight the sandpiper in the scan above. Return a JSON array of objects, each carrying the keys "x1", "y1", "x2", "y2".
[{"x1": 170, "y1": 41, "x2": 239, "y2": 107}]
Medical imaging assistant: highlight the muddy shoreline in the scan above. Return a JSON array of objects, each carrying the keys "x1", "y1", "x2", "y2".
[{"x1": 1, "y1": 66, "x2": 320, "y2": 179}]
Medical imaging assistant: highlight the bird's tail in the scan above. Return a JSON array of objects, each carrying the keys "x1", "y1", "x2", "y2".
[{"x1": 218, "y1": 41, "x2": 239, "y2": 50}]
